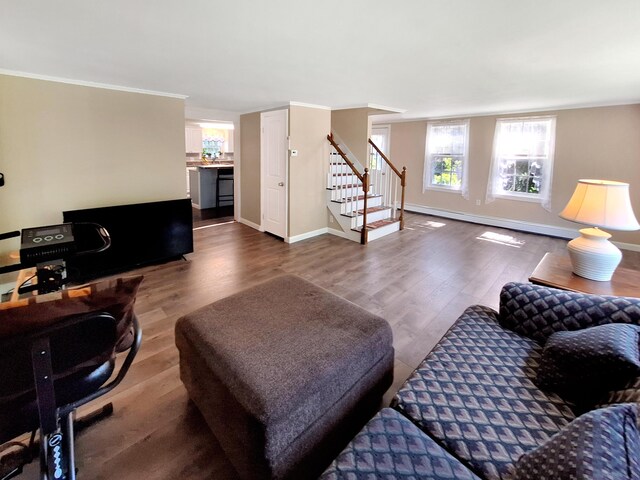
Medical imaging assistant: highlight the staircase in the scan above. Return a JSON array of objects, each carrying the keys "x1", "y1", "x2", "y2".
[{"x1": 326, "y1": 134, "x2": 406, "y2": 244}]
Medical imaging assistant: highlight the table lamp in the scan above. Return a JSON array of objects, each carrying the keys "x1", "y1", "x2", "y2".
[{"x1": 559, "y1": 179, "x2": 640, "y2": 281}]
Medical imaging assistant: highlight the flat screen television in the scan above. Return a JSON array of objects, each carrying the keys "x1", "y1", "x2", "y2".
[{"x1": 63, "y1": 198, "x2": 193, "y2": 283}]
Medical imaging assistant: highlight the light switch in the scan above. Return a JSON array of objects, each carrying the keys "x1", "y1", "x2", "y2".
[{"x1": 290, "y1": 150, "x2": 298, "y2": 157}]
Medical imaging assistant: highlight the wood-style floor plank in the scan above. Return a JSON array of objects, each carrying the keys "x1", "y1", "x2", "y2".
[{"x1": 14, "y1": 212, "x2": 640, "y2": 479}]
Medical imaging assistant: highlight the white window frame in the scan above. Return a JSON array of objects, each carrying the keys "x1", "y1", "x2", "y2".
[
  {"x1": 486, "y1": 115, "x2": 556, "y2": 210},
  {"x1": 423, "y1": 119, "x2": 470, "y2": 198}
]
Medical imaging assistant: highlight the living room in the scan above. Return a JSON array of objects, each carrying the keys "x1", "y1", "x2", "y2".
[{"x1": 1, "y1": 1, "x2": 640, "y2": 479}]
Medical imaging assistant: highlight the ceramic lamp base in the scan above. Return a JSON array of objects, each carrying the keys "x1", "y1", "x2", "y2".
[{"x1": 567, "y1": 227, "x2": 622, "y2": 281}]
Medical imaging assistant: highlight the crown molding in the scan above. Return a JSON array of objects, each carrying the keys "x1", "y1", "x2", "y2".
[{"x1": 0, "y1": 69, "x2": 188, "y2": 99}]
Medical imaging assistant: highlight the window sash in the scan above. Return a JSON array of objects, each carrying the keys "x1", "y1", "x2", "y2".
[
  {"x1": 424, "y1": 120, "x2": 470, "y2": 196},
  {"x1": 487, "y1": 116, "x2": 556, "y2": 209},
  {"x1": 430, "y1": 154, "x2": 464, "y2": 188}
]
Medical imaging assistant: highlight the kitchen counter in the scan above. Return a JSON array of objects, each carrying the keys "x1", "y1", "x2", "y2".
[
  {"x1": 186, "y1": 160, "x2": 234, "y2": 167},
  {"x1": 188, "y1": 165, "x2": 234, "y2": 209},
  {"x1": 194, "y1": 163, "x2": 234, "y2": 169}
]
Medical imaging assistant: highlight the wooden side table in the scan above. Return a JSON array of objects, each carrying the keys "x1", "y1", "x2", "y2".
[{"x1": 529, "y1": 252, "x2": 640, "y2": 298}]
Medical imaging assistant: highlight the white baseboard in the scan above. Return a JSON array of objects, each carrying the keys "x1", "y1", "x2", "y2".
[
  {"x1": 238, "y1": 217, "x2": 263, "y2": 231},
  {"x1": 403, "y1": 203, "x2": 640, "y2": 252},
  {"x1": 615, "y1": 241, "x2": 640, "y2": 252},
  {"x1": 404, "y1": 203, "x2": 576, "y2": 238},
  {"x1": 285, "y1": 227, "x2": 328, "y2": 244}
]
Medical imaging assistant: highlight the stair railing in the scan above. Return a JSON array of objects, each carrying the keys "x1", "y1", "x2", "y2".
[
  {"x1": 368, "y1": 138, "x2": 406, "y2": 230},
  {"x1": 327, "y1": 134, "x2": 369, "y2": 244}
]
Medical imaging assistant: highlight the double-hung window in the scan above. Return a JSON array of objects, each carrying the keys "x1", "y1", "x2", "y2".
[
  {"x1": 486, "y1": 116, "x2": 556, "y2": 210},
  {"x1": 424, "y1": 120, "x2": 470, "y2": 198}
]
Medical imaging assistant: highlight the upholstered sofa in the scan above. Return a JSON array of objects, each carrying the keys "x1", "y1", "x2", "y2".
[{"x1": 321, "y1": 282, "x2": 640, "y2": 479}]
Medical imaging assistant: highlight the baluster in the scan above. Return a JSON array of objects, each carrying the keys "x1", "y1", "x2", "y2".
[
  {"x1": 350, "y1": 171, "x2": 354, "y2": 222},
  {"x1": 375, "y1": 151, "x2": 380, "y2": 198},
  {"x1": 394, "y1": 176, "x2": 399, "y2": 219}
]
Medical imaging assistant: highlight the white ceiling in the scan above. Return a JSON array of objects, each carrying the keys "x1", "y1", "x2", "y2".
[{"x1": 2, "y1": 0, "x2": 640, "y2": 120}]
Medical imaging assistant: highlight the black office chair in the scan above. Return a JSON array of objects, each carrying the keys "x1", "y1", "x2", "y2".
[
  {"x1": 216, "y1": 168, "x2": 234, "y2": 209},
  {"x1": 0, "y1": 311, "x2": 141, "y2": 480}
]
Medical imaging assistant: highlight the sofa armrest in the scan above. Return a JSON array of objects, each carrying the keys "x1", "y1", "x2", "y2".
[{"x1": 498, "y1": 282, "x2": 640, "y2": 344}]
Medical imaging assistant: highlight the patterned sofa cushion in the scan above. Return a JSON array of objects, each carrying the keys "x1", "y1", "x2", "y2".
[
  {"x1": 392, "y1": 305, "x2": 576, "y2": 480},
  {"x1": 536, "y1": 324, "x2": 640, "y2": 405},
  {"x1": 498, "y1": 282, "x2": 640, "y2": 344},
  {"x1": 512, "y1": 403, "x2": 640, "y2": 480},
  {"x1": 320, "y1": 408, "x2": 480, "y2": 480},
  {"x1": 598, "y1": 376, "x2": 640, "y2": 408}
]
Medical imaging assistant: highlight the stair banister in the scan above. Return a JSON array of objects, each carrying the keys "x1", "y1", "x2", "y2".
[
  {"x1": 400, "y1": 166, "x2": 406, "y2": 229},
  {"x1": 327, "y1": 134, "x2": 364, "y2": 183},
  {"x1": 368, "y1": 138, "x2": 406, "y2": 230},
  {"x1": 362, "y1": 168, "x2": 368, "y2": 245},
  {"x1": 328, "y1": 134, "x2": 369, "y2": 244}
]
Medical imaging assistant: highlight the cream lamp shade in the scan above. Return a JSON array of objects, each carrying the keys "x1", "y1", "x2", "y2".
[{"x1": 559, "y1": 179, "x2": 640, "y2": 281}]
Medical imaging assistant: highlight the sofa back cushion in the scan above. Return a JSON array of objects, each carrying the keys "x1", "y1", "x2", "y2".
[
  {"x1": 512, "y1": 403, "x2": 640, "y2": 480},
  {"x1": 536, "y1": 324, "x2": 640, "y2": 406},
  {"x1": 499, "y1": 282, "x2": 640, "y2": 344}
]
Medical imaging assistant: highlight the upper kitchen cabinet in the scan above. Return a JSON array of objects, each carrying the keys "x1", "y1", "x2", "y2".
[
  {"x1": 185, "y1": 122, "x2": 235, "y2": 156},
  {"x1": 185, "y1": 126, "x2": 203, "y2": 153}
]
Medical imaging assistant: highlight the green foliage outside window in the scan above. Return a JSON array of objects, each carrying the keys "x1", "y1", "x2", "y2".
[
  {"x1": 432, "y1": 156, "x2": 462, "y2": 187},
  {"x1": 499, "y1": 159, "x2": 542, "y2": 194}
]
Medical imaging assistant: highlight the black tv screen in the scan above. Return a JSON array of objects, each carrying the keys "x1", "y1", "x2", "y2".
[{"x1": 63, "y1": 198, "x2": 193, "y2": 283}]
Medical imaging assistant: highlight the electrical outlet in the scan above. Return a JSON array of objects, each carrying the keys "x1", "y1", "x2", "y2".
[
  {"x1": 475, "y1": 199, "x2": 481, "y2": 206},
  {"x1": 329, "y1": 216, "x2": 334, "y2": 223}
]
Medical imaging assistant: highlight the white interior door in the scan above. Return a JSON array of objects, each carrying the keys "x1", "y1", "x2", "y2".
[{"x1": 261, "y1": 109, "x2": 288, "y2": 238}]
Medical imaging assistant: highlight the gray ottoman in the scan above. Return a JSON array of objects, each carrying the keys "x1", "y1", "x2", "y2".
[{"x1": 175, "y1": 275, "x2": 394, "y2": 480}]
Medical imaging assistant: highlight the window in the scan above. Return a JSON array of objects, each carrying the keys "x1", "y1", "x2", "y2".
[
  {"x1": 486, "y1": 116, "x2": 556, "y2": 209},
  {"x1": 424, "y1": 120, "x2": 470, "y2": 197}
]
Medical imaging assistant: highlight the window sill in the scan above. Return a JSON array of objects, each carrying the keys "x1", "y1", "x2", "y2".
[
  {"x1": 423, "y1": 185, "x2": 463, "y2": 195},
  {"x1": 491, "y1": 192, "x2": 542, "y2": 203}
]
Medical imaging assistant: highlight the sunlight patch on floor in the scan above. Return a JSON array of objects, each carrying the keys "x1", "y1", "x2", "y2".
[
  {"x1": 476, "y1": 231, "x2": 525, "y2": 248},
  {"x1": 193, "y1": 220, "x2": 236, "y2": 231},
  {"x1": 411, "y1": 220, "x2": 446, "y2": 230}
]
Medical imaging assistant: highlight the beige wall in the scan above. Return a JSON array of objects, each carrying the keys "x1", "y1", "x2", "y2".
[
  {"x1": 239, "y1": 112, "x2": 261, "y2": 225},
  {"x1": 388, "y1": 104, "x2": 640, "y2": 246},
  {"x1": 240, "y1": 106, "x2": 331, "y2": 237},
  {"x1": 289, "y1": 106, "x2": 331, "y2": 237},
  {"x1": 331, "y1": 108, "x2": 370, "y2": 165},
  {"x1": 0, "y1": 74, "x2": 185, "y2": 244}
]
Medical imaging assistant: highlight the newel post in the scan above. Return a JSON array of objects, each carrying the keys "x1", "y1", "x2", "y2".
[
  {"x1": 400, "y1": 166, "x2": 406, "y2": 230},
  {"x1": 361, "y1": 168, "x2": 369, "y2": 245}
]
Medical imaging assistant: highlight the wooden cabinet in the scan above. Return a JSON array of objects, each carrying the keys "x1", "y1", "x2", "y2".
[{"x1": 185, "y1": 127, "x2": 203, "y2": 154}]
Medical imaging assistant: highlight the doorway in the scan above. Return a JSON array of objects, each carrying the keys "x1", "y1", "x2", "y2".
[{"x1": 260, "y1": 109, "x2": 288, "y2": 239}]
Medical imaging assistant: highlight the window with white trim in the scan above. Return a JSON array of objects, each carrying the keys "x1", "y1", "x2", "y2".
[
  {"x1": 486, "y1": 116, "x2": 556, "y2": 209},
  {"x1": 424, "y1": 120, "x2": 470, "y2": 197}
]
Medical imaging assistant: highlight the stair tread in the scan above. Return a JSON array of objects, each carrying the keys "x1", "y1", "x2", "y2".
[
  {"x1": 330, "y1": 194, "x2": 382, "y2": 204},
  {"x1": 341, "y1": 205, "x2": 390, "y2": 218},
  {"x1": 352, "y1": 219, "x2": 400, "y2": 232},
  {"x1": 355, "y1": 205, "x2": 389, "y2": 214}
]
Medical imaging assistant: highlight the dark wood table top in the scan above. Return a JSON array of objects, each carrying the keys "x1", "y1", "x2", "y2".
[{"x1": 529, "y1": 252, "x2": 640, "y2": 298}]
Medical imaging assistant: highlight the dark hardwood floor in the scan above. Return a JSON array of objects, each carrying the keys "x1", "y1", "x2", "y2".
[
  {"x1": 192, "y1": 206, "x2": 234, "y2": 228},
  {"x1": 15, "y1": 212, "x2": 640, "y2": 479}
]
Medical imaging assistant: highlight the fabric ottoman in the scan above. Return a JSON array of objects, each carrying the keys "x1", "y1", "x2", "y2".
[{"x1": 175, "y1": 274, "x2": 394, "y2": 480}]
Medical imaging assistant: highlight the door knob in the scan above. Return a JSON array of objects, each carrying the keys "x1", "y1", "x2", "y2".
[{"x1": 278, "y1": 182, "x2": 284, "y2": 186}]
